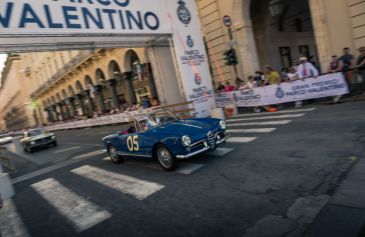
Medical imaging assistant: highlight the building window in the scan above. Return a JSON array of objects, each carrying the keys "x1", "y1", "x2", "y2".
[{"x1": 295, "y1": 18, "x2": 303, "y2": 32}]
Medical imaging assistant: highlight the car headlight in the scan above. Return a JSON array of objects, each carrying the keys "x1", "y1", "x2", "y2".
[
  {"x1": 30, "y1": 141, "x2": 35, "y2": 145},
  {"x1": 182, "y1": 135, "x2": 191, "y2": 147},
  {"x1": 51, "y1": 136, "x2": 56, "y2": 139},
  {"x1": 219, "y1": 120, "x2": 227, "y2": 130}
]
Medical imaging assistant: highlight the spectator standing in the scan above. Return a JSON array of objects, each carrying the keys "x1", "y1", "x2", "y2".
[
  {"x1": 224, "y1": 81, "x2": 236, "y2": 92},
  {"x1": 297, "y1": 57, "x2": 319, "y2": 79},
  {"x1": 338, "y1": 47, "x2": 355, "y2": 84},
  {"x1": 353, "y1": 47, "x2": 365, "y2": 93},
  {"x1": 235, "y1": 77, "x2": 244, "y2": 89},
  {"x1": 264, "y1": 66, "x2": 281, "y2": 85},
  {"x1": 328, "y1": 55, "x2": 343, "y2": 73},
  {"x1": 287, "y1": 66, "x2": 303, "y2": 107},
  {"x1": 254, "y1": 71, "x2": 265, "y2": 86},
  {"x1": 217, "y1": 83, "x2": 225, "y2": 92}
]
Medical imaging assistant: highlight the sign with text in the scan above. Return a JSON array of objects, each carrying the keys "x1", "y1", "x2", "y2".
[
  {"x1": 216, "y1": 73, "x2": 349, "y2": 107},
  {"x1": 0, "y1": 0, "x2": 216, "y2": 118},
  {"x1": 0, "y1": 0, "x2": 170, "y2": 35}
]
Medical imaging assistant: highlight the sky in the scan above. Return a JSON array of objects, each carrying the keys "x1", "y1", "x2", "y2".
[{"x1": 0, "y1": 54, "x2": 7, "y2": 85}]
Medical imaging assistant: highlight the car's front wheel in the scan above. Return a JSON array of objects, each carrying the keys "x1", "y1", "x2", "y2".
[
  {"x1": 156, "y1": 144, "x2": 177, "y2": 171},
  {"x1": 24, "y1": 146, "x2": 33, "y2": 153},
  {"x1": 108, "y1": 145, "x2": 123, "y2": 164}
]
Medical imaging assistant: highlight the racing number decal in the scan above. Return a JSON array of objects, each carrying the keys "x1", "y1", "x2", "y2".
[{"x1": 127, "y1": 135, "x2": 139, "y2": 152}]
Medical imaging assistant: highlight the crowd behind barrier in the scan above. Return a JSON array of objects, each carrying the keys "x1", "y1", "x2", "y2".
[{"x1": 215, "y1": 46, "x2": 365, "y2": 111}]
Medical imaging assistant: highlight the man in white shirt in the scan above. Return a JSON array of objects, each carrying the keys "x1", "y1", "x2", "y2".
[{"x1": 297, "y1": 57, "x2": 319, "y2": 79}]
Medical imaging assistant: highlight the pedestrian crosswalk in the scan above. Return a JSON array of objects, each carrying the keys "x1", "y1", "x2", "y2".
[
  {"x1": 1, "y1": 107, "x2": 317, "y2": 235},
  {"x1": 225, "y1": 107, "x2": 315, "y2": 144}
]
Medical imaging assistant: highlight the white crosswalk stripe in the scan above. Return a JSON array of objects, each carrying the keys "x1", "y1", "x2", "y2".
[
  {"x1": 232, "y1": 107, "x2": 316, "y2": 118},
  {"x1": 226, "y1": 128, "x2": 276, "y2": 133},
  {"x1": 227, "y1": 113, "x2": 305, "y2": 122},
  {"x1": 71, "y1": 165, "x2": 165, "y2": 200},
  {"x1": 31, "y1": 178, "x2": 112, "y2": 232},
  {"x1": 0, "y1": 200, "x2": 31, "y2": 237},
  {"x1": 227, "y1": 137, "x2": 258, "y2": 143},
  {"x1": 228, "y1": 120, "x2": 292, "y2": 127}
]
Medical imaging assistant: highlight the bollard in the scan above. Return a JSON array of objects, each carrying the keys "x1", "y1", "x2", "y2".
[{"x1": 211, "y1": 108, "x2": 226, "y2": 120}]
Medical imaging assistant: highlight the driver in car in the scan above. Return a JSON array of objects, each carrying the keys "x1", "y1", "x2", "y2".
[
  {"x1": 127, "y1": 119, "x2": 136, "y2": 134},
  {"x1": 140, "y1": 120, "x2": 149, "y2": 132}
]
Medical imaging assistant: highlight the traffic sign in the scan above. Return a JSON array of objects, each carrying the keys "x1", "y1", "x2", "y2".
[{"x1": 223, "y1": 15, "x2": 232, "y2": 27}]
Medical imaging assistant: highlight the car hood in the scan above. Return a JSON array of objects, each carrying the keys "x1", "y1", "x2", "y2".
[
  {"x1": 23, "y1": 134, "x2": 54, "y2": 142},
  {"x1": 154, "y1": 119, "x2": 215, "y2": 139}
]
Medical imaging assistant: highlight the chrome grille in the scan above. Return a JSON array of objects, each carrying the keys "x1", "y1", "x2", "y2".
[{"x1": 207, "y1": 131, "x2": 216, "y2": 147}]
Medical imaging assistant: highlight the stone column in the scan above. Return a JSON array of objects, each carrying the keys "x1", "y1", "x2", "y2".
[
  {"x1": 123, "y1": 72, "x2": 137, "y2": 104},
  {"x1": 57, "y1": 102, "x2": 66, "y2": 121},
  {"x1": 95, "y1": 84, "x2": 106, "y2": 113},
  {"x1": 45, "y1": 107, "x2": 53, "y2": 123},
  {"x1": 67, "y1": 96, "x2": 77, "y2": 117},
  {"x1": 63, "y1": 99, "x2": 71, "y2": 119},
  {"x1": 51, "y1": 104, "x2": 58, "y2": 121},
  {"x1": 309, "y1": 0, "x2": 332, "y2": 72},
  {"x1": 84, "y1": 89, "x2": 95, "y2": 117},
  {"x1": 107, "y1": 79, "x2": 120, "y2": 109},
  {"x1": 76, "y1": 93, "x2": 86, "y2": 116},
  {"x1": 145, "y1": 63, "x2": 158, "y2": 99}
]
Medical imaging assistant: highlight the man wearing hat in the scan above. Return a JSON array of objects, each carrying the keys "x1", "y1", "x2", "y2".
[{"x1": 297, "y1": 57, "x2": 319, "y2": 79}]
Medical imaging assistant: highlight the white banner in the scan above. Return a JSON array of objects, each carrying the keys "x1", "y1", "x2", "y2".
[
  {"x1": 166, "y1": 0, "x2": 216, "y2": 118},
  {"x1": 216, "y1": 73, "x2": 349, "y2": 107}
]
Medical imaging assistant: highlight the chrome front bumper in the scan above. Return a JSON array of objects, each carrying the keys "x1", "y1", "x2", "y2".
[{"x1": 176, "y1": 134, "x2": 231, "y2": 159}]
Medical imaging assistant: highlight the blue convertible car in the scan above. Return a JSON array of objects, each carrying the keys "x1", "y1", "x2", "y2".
[{"x1": 103, "y1": 109, "x2": 228, "y2": 171}]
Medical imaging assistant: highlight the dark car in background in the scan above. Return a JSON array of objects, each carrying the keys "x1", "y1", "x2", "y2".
[{"x1": 21, "y1": 128, "x2": 57, "y2": 153}]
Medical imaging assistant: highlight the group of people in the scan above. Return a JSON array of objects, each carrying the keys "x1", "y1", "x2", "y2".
[
  {"x1": 108, "y1": 96, "x2": 160, "y2": 115},
  {"x1": 216, "y1": 46, "x2": 365, "y2": 110}
]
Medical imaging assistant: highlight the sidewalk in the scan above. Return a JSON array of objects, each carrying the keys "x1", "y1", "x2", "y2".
[{"x1": 305, "y1": 158, "x2": 365, "y2": 237}]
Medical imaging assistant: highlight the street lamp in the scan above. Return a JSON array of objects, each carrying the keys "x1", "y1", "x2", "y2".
[
  {"x1": 269, "y1": 0, "x2": 284, "y2": 31},
  {"x1": 269, "y1": 0, "x2": 284, "y2": 17}
]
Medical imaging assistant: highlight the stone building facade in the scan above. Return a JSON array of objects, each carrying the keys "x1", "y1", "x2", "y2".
[
  {"x1": 20, "y1": 48, "x2": 161, "y2": 125},
  {"x1": 0, "y1": 55, "x2": 35, "y2": 131},
  {"x1": 197, "y1": 0, "x2": 365, "y2": 85}
]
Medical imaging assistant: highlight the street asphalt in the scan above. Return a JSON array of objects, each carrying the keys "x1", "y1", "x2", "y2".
[{"x1": 1, "y1": 101, "x2": 365, "y2": 237}]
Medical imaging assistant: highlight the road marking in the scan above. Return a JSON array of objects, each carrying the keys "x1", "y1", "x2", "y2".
[
  {"x1": 62, "y1": 142, "x2": 103, "y2": 146},
  {"x1": 71, "y1": 165, "x2": 165, "y2": 200},
  {"x1": 232, "y1": 107, "x2": 316, "y2": 118},
  {"x1": 229, "y1": 120, "x2": 292, "y2": 126},
  {"x1": 54, "y1": 146, "x2": 81, "y2": 154},
  {"x1": 31, "y1": 178, "x2": 111, "y2": 232},
  {"x1": 226, "y1": 128, "x2": 276, "y2": 133},
  {"x1": 0, "y1": 200, "x2": 31, "y2": 237},
  {"x1": 99, "y1": 131, "x2": 111, "y2": 135},
  {"x1": 227, "y1": 137, "x2": 257, "y2": 143},
  {"x1": 227, "y1": 113, "x2": 305, "y2": 122},
  {"x1": 75, "y1": 132, "x2": 94, "y2": 136},
  {"x1": 72, "y1": 150, "x2": 106, "y2": 159},
  {"x1": 11, "y1": 150, "x2": 104, "y2": 184},
  {"x1": 176, "y1": 163, "x2": 205, "y2": 175},
  {"x1": 205, "y1": 148, "x2": 235, "y2": 157}
]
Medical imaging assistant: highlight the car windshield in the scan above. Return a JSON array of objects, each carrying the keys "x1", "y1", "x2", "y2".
[
  {"x1": 151, "y1": 110, "x2": 180, "y2": 125},
  {"x1": 28, "y1": 130, "x2": 44, "y2": 137},
  {"x1": 137, "y1": 115, "x2": 159, "y2": 132}
]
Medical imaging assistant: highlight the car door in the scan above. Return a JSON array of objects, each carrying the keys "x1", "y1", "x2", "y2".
[{"x1": 118, "y1": 122, "x2": 145, "y2": 157}]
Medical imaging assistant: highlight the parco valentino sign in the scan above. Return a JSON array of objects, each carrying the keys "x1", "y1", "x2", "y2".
[
  {"x1": 0, "y1": 0, "x2": 168, "y2": 34},
  {"x1": 0, "y1": 0, "x2": 216, "y2": 118}
]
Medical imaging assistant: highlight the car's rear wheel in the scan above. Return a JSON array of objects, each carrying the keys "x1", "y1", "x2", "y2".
[
  {"x1": 24, "y1": 146, "x2": 33, "y2": 153},
  {"x1": 108, "y1": 145, "x2": 123, "y2": 164},
  {"x1": 156, "y1": 144, "x2": 177, "y2": 171}
]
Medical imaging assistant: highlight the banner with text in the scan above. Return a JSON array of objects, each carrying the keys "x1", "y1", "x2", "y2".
[{"x1": 216, "y1": 73, "x2": 349, "y2": 107}]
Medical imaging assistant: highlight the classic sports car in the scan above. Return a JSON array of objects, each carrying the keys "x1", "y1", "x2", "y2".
[
  {"x1": 21, "y1": 128, "x2": 57, "y2": 153},
  {"x1": 103, "y1": 109, "x2": 229, "y2": 171}
]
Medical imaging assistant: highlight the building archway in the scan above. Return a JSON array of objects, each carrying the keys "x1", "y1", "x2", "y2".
[
  {"x1": 95, "y1": 68, "x2": 107, "y2": 113},
  {"x1": 250, "y1": 0, "x2": 319, "y2": 71}
]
